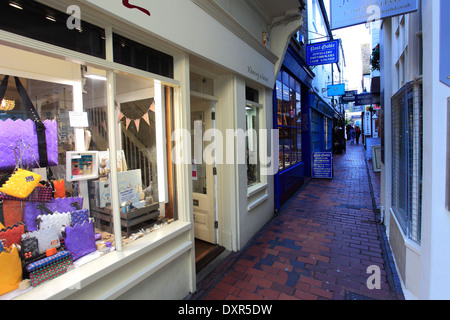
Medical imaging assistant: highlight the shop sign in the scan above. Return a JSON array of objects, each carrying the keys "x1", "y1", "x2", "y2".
[
  {"x1": 330, "y1": 0, "x2": 419, "y2": 30},
  {"x1": 306, "y1": 40, "x2": 340, "y2": 66},
  {"x1": 441, "y1": 0, "x2": 450, "y2": 87},
  {"x1": 341, "y1": 90, "x2": 357, "y2": 104},
  {"x1": 327, "y1": 84, "x2": 346, "y2": 96},
  {"x1": 364, "y1": 111, "x2": 372, "y2": 136},
  {"x1": 355, "y1": 93, "x2": 374, "y2": 106},
  {"x1": 312, "y1": 152, "x2": 333, "y2": 179}
]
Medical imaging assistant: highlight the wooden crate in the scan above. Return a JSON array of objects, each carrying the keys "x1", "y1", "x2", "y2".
[{"x1": 90, "y1": 202, "x2": 160, "y2": 237}]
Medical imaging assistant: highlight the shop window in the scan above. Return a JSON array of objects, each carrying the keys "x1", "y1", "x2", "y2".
[
  {"x1": 246, "y1": 102, "x2": 261, "y2": 187},
  {"x1": 245, "y1": 86, "x2": 262, "y2": 187},
  {"x1": 190, "y1": 73, "x2": 214, "y2": 96},
  {"x1": 0, "y1": 58, "x2": 176, "y2": 298},
  {"x1": 275, "y1": 70, "x2": 302, "y2": 171},
  {"x1": 0, "y1": 1, "x2": 105, "y2": 59},
  {"x1": 0, "y1": 73, "x2": 75, "y2": 183},
  {"x1": 391, "y1": 81, "x2": 422, "y2": 244},
  {"x1": 88, "y1": 72, "x2": 175, "y2": 247},
  {"x1": 113, "y1": 34, "x2": 174, "y2": 79}
]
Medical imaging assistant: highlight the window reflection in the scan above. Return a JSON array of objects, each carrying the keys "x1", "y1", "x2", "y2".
[{"x1": 276, "y1": 70, "x2": 302, "y2": 171}]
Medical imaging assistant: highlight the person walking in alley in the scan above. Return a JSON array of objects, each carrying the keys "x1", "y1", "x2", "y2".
[
  {"x1": 346, "y1": 124, "x2": 352, "y2": 141},
  {"x1": 350, "y1": 126, "x2": 356, "y2": 144},
  {"x1": 355, "y1": 126, "x2": 361, "y2": 145}
]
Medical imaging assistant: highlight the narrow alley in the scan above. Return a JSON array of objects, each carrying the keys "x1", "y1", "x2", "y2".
[{"x1": 190, "y1": 142, "x2": 404, "y2": 301}]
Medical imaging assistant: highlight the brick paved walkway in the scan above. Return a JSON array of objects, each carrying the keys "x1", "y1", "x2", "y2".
[{"x1": 190, "y1": 142, "x2": 404, "y2": 300}]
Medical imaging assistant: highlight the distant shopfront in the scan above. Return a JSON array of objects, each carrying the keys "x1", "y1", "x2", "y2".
[
  {"x1": 274, "y1": 43, "x2": 337, "y2": 210},
  {"x1": 274, "y1": 45, "x2": 310, "y2": 210}
]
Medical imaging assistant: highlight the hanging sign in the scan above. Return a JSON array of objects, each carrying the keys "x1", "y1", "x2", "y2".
[
  {"x1": 355, "y1": 93, "x2": 374, "y2": 106},
  {"x1": 312, "y1": 152, "x2": 333, "y2": 179},
  {"x1": 330, "y1": 0, "x2": 419, "y2": 30},
  {"x1": 327, "y1": 84, "x2": 346, "y2": 96},
  {"x1": 306, "y1": 40, "x2": 340, "y2": 66},
  {"x1": 341, "y1": 90, "x2": 358, "y2": 104}
]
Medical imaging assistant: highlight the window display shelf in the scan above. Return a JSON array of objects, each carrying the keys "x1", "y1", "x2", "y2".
[{"x1": 90, "y1": 203, "x2": 160, "y2": 237}]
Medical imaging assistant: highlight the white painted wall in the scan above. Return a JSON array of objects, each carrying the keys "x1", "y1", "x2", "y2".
[
  {"x1": 382, "y1": 0, "x2": 450, "y2": 300},
  {"x1": 420, "y1": 0, "x2": 450, "y2": 300}
]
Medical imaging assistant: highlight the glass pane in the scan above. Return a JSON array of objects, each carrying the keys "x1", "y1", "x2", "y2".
[
  {"x1": 276, "y1": 80, "x2": 283, "y2": 126},
  {"x1": 246, "y1": 104, "x2": 260, "y2": 186},
  {"x1": 291, "y1": 128, "x2": 298, "y2": 166},
  {"x1": 279, "y1": 128, "x2": 285, "y2": 171},
  {"x1": 297, "y1": 129, "x2": 302, "y2": 162},
  {"x1": 190, "y1": 73, "x2": 214, "y2": 96},
  {"x1": 0, "y1": 1, "x2": 105, "y2": 59},
  {"x1": 296, "y1": 92, "x2": 301, "y2": 128},
  {"x1": 191, "y1": 110, "x2": 207, "y2": 194},
  {"x1": 0, "y1": 74, "x2": 74, "y2": 183},
  {"x1": 282, "y1": 85, "x2": 290, "y2": 126}
]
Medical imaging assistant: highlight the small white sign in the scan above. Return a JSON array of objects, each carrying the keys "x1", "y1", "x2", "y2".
[
  {"x1": 364, "y1": 111, "x2": 372, "y2": 136},
  {"x1": 69, "y1": 111, "x2": 89, "y2": 128}
]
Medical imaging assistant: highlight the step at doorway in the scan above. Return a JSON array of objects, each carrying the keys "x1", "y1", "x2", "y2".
[{"x1": 195, "y1": 238, "x2": 224, "y2": 273}]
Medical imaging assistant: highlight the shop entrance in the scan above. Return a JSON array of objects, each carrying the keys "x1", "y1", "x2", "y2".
[{"x1": 190, "y1": 95, "x2": 223, "y2": 271}]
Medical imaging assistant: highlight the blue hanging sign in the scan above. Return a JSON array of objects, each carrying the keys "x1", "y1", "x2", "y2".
[
  {"x1": 327, "y1": 84, "x2": 346, "y2": 96},
  {"x1": 312, "y1": 152, "x2": 333, "y2": 179},
  {"x1": 306, "y1": 40, "x2": 340, "y2": 66}
]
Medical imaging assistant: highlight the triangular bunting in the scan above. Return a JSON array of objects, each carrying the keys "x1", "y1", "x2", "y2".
[
  {"x1": 143, "y1": 113, "x2": 150, "y2": 126},
  {"x1": 135, "y1": 119, "x2": 140, "y2": 132},
  {"x1": 118, "y1": 112, "x2": 125, "y2": 123},
  {"x1": 149, "y1": 102, "x2": 155, "y2": 113},
  {"x1": 126, "y1": 118, "x2": 131, "y2": 130}
]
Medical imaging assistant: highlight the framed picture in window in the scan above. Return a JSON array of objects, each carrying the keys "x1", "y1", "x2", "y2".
[{"x1": 66, "y1": 151, "x2": 99, "y2": 181}]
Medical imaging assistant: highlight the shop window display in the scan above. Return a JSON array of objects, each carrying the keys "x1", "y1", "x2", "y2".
[
  {"x1": 245, "y1": 86, "x2": 261, "y2": 187},
  {"x1": 0, "y1": 67, "x2": 175, "y2": 298}
]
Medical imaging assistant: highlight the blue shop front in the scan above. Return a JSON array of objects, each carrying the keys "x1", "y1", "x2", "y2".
[{"x1": 274, "y1": 43, "x2": 338, "y2": 211}]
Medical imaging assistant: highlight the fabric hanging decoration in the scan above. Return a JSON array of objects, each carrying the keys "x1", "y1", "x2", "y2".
[
  {"x1": 117, "y1": 101, "x2": 155, "y2": 133},
  {"x1": 0, "y1": 76, "x2": 58, "y2": 171}
]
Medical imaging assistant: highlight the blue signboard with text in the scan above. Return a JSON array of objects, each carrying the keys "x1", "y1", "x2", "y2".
[
  {"x1": 355, "y1": 93, "x2": 374, "y2": 106},
  {"x1": 312, "y1": 152, "x2": 333, "y2": 179},
  {"x1": 306, "y1": 40, "x2": 340, "y2": 66}
]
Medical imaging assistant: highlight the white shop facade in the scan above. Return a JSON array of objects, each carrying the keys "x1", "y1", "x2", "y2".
[{"x1": 0, "y1": 0, "x2": 300, "y2": 300}]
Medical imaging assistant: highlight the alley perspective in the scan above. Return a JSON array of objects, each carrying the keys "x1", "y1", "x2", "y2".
[{"x1": 189, "y1": 142, "x2": 404, "y2": 301}]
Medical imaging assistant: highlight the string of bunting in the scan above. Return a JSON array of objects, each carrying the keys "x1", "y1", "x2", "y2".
[{"x1": 117, "y1": 101, "x2": 155, "y2": 132}]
